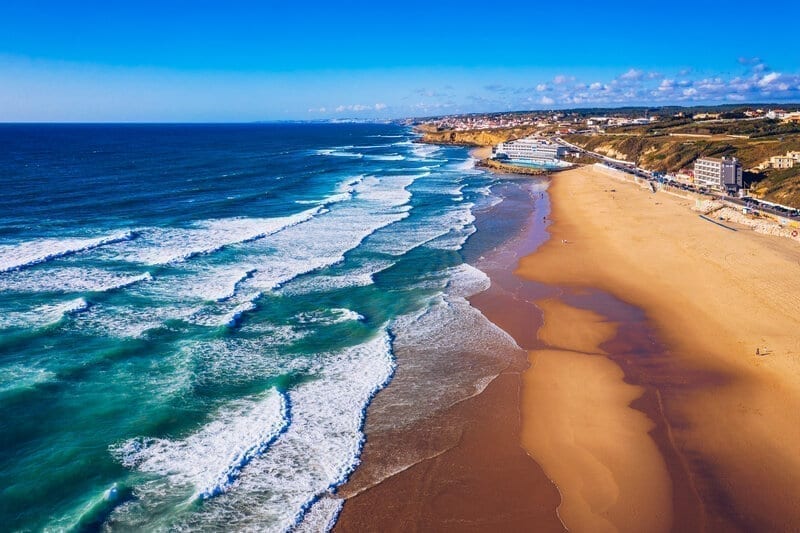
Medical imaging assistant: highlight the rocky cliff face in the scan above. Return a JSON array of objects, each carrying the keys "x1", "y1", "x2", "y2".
[{"x1": 417, "y1": 126, "x2": 538, "y2": 147}]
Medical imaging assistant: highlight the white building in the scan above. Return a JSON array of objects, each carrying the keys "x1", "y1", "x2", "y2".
[
  {"x1": 493, "y1": 137, "x2": 568, "y2": 164},
  {"x1": 694, "y1": 157, "x2": 743, "y2": 193},
  {"x1": 770, "y1": 156, "x2": 795, "y2": 169}
]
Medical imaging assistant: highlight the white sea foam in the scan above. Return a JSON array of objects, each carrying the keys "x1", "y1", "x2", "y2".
[
  {"x1": 315, "y1": 149, "x2": 364, "y2": 158},
  {"x1": 295, "y1": 496, "x2": 344, "y2": 533},
  {"x1": 391, "y1": 139, "x2": 414, "y2": 147},
  {"x1": 242, "y1": 174, "x2": 418, "y2": 292},
  {"x1": 175, "y1": 330, "x2": 311, "y2": 389},
  {"x1": 278, "y1": 258, "x2": 394, "y2": 295},
  {"x1": 427, "y1": 226, "x2": 476, "y2": 252},
  {"x1": 365, "y1": 154, "x2": 405, "y2": 161},
  {"x1": 442, "y1": 263, "x2": 491, "y2": 298},
  {"x1": 295, "y1": 308, "x2": 364, "y2": 325},
  {"x1": 409, "y1": 143, "x2": 442, "y2": 159},
  {"x1": 165, "y1": 267, "x2": 256, "y2": 303},
  {"x1": 0, "y1": 364, "x2": 56, "y2": 395},
  {"x1": 375, "y1": 271, "x2": 516, "y2": 431},
  {"x1": 75, "y1": 303, "x2": 201, "y2": 338},
  {"x1": 366, "y1": 204, "x2": 475, "y2": 257},
  {"x1": 0, "y1": 268, "x2": 151, "y2": 294},
  {"x1": 104, "y1": 208, "x2": 322, "y2": 266},
  {"x1": 0, "y1": 230, "x2": 135, "y2": 273},
  {"x1": 294, "y1": 176, "x2": 365, "y2": 207},
  {"x1": 112, "y1": 388, "x2": 289, "y2": 501},
  {"x1": 167, "y1": 332, "x2": 395, "y2": 531},
  {"x1": 0, "y1": 297, "x2": 90, "y2": 330},
  {"x1": 447, "y1": 157, "x2": 479, "y2": 172},
  {"x1": 214, "y1": 293, "x2": 260, "y2": 328},
  {"x1": 69, "y1": 171, "x2": 418, "y2": 336},
  {"x1": 352, "y1": 173, "x2": 422, "y2": 205}
]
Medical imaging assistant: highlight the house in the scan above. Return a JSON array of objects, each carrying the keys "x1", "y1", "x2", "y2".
[{"x1": 770, "y1": 156, "x2": 795, "y2": 169}]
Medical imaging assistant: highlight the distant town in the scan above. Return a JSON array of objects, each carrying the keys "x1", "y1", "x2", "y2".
[
  {"x1": 414, "y1": 106, "x2": 800, "y2": 133},
  {"x1": 411, "y1": 104, "x2": 800, "y2": 213}
]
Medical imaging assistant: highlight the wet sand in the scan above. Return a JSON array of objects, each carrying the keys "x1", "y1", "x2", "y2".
[
  {"x1": 336, "y1": 162, "x2": 800, "y2": 532},
  {"x1": 335, "y1": 179, "x2": 564, "y2": 532},
  {"x1": 518, "y1": 165, "x2": 800, "y2": 531},
  {"x1": 523, "y1": 299, "x2": 672, "y2": 532},
  {"x1": 335, "y1": 371, "x2": 564, "y2": 532}
]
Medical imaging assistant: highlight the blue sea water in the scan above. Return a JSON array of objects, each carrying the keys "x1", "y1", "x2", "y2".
[{"x1": 0, "y1": 123, "x2": 524, "y2": 531}]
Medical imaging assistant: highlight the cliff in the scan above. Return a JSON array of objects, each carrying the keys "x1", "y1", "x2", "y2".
[{"x1": 417, "y1": 126, "x2": 538, "y2": 147}]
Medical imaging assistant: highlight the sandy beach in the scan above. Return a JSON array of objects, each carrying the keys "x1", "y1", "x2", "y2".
[
  {"x1": 518, "y1": 165, "x2": 800, "y2": 531},
  {"x1": 523, "y1": 298, "x2": 673, "y2": 532},
  {"x1": 335, "y1": 161, "x2": 800, "y2": 532}
]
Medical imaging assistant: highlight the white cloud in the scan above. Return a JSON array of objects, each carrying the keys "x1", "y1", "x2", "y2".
[
  {"x1": 332, "y1": 103, "x2": 387, "y2": 113},
  {"x1": 758, "y1": 72, "x2": 781, "y2": 87},
  {"x1": 658, "y1": 79, "x2": 675, "y2": 92},
  {"x1": 415, "y1": 59, "x2": 800, "y2": 114},
  {"x1": 620, "y1": 68, "x2": 643, "y2": 80}
]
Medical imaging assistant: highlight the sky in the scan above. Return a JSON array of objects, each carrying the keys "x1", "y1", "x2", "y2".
[{"x1": 1, "y1": 0, "x2": 799, "y2": 121}]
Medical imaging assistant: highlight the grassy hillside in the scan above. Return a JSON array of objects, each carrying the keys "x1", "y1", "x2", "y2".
[
  {"x1": 563, "y1": 134, "x2": 800, "y2": 170},
  {"x1": 564, "y1": 119, "x2": 800, "y2": 207}
]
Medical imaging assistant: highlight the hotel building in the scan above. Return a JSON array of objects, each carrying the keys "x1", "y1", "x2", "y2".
[
  {"x1": 493, "y1": 137, "x2": 568, "y2": 163},
  {"x1": 693, "y1": 157, "x2": 743, "y2": 193}
]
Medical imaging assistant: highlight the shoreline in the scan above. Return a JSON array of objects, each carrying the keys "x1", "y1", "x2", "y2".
[
  {"x1": 334, "y1": 173, "x2": 565, "y2": 531},
  {"x1": 335, "y1": 143, "x2": 800, "y2": 531},
  {"x1": 517, "y1": 165, "x2": 800, "y2": 530}
]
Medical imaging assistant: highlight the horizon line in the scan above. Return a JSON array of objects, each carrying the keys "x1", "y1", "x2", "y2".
[{"x1": 2, "y1": 101, "x2": 800, "y2": 125}]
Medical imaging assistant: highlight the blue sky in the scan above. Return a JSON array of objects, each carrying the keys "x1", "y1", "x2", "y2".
[{"x1": 1, "y1": 0, "x2": 799, "y2": 121}]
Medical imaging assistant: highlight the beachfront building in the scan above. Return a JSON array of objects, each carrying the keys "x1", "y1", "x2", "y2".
[
  {"x1": 694, "y1": 157, "x2": 743, "y2": 193},
  {"x1": 493, "y1": 137, "x2": 568, "y2": 165},
  {"x1": 770, "y1": 155, "x2": 795, "y2": 169}
]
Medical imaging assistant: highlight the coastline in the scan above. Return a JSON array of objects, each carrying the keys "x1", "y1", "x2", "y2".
[
  {"x1": 334, "y1": 168, "x2": 565, "y2": 531},
  {"x1": 517, "y1": 165, "x2": 800, "y2": 530},
  {"x1": 335, "y1": 147, "x2": 800, "y2": 531}
]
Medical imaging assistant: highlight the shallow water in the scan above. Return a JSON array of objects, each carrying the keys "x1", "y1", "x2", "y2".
[{"x1": 0, "y1": 123, "x2": 530, "y2": 531}]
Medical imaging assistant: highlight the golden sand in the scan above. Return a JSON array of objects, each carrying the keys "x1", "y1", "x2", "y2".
[
  {"x1": 518, "y1": 165, "x2": 800, "y2": 530},
  {"x1": 523, "y1": 299, "x2": 673, "y2": 533}
]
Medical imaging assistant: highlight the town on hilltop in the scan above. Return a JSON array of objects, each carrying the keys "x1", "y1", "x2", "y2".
[{"x1": 411, "y1": 104, "x2": 800, "y2": 211}]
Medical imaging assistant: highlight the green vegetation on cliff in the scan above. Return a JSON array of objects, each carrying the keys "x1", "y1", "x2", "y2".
[{"x1": 564, "y1": 118, "x2": 800, "y2": 208}]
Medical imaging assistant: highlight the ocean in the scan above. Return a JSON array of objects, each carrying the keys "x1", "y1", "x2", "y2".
[{"x1": 0, "y1": 123, "x2": 540, "y2": 531}]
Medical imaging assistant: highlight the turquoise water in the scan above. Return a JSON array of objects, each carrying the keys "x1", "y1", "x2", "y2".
[
  {"x1": 0, "y1": 124, "x2": 514, "y2": 531},
  {"x1": 505, "y1": 159, "x2": 570, "y2": 170}
]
